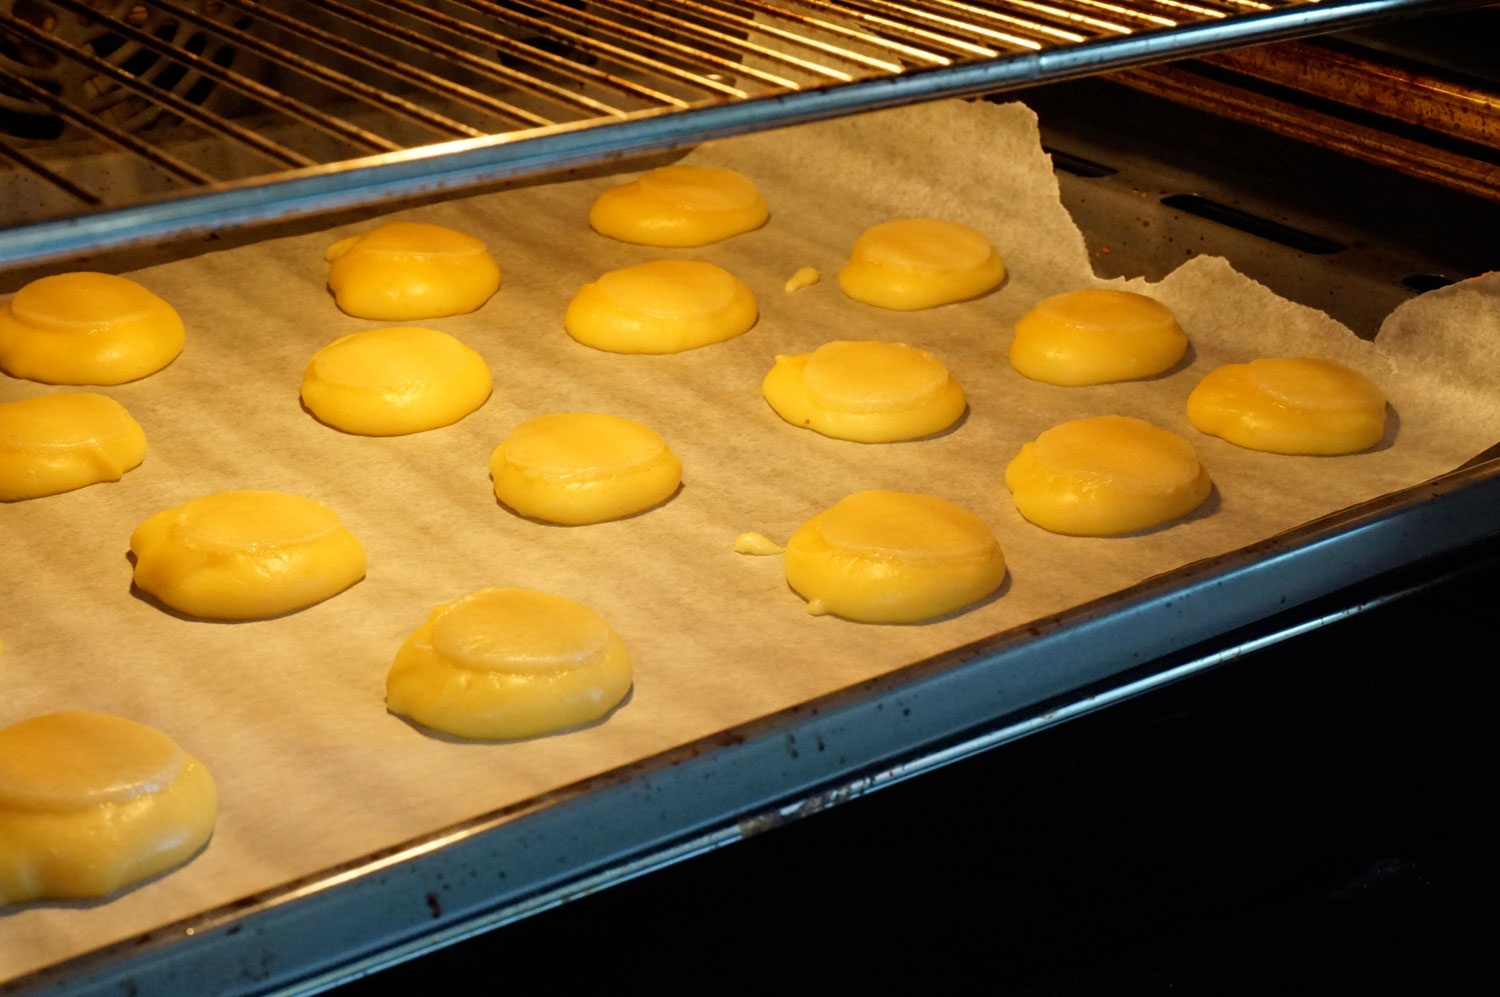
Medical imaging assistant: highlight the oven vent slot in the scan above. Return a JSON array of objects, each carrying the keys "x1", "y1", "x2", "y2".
[{"x1": 1160, "y1": 193, "x2": 1346, "y2": 255}]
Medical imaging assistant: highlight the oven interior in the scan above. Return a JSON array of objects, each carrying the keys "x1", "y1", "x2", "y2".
[{"x1": 2, "y1": 1, "x2": 1498, "y2": 993}]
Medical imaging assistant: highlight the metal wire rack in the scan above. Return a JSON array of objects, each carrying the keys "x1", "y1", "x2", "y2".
[{"x1": 0, "y1": 0, "x2": 1483, "y2": 265}]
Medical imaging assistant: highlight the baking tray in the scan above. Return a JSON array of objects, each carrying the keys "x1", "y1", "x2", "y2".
[
  {"x1": 4, "y1": 95, "x2": 1500, "y2": 993},
  {"x1": 13, "y1": 464, "x2": 1500, "y2": 996}
]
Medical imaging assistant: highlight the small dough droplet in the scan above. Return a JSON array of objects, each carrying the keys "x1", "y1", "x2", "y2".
[
  {"x1": 734, "y1": 532, "x2": 785, "y2": 555},
  {"x1": 784, "y1": 267, "x2": 820, "y2": 293}
]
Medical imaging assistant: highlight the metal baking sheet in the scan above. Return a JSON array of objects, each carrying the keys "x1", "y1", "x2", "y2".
[{"x1": 3, "y1": 97, "x2": 1500, "y2": 994}]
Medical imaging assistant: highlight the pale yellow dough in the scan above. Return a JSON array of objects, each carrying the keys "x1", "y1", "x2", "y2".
[
  {"x1": 0, "y1": 393, "x2": 146, "y2": 501},
  {"x1": 131, "y1": 490, "x2": 367, "y2": 619},
  {"x1": 784, "y1": 490, "x2": 1006, "y2": 624},
  {"x1": 490, "y1": 413, "x2": 682, "y2": 525},
  {"x1": 762, "y1": 340, "x2": 966, "y2": 443},
  {"x1": 784, "y1": 267, "x2": 820, "y2": 293},
  {"x1": 838, "y1": 219, "x2": 1005, "y2": 311},
  {"x1": 589, "y1": 164, "x2": 769, "y2": 247},
  {"x1": 387, "y1": 587, "x2": 632, "y2": 740},
  {"x1": 301, "y1": 327, "x2": 492, "y2": 436},
  {"x1": 325, "y1": 221, "x2": 501, "y2": 320},
  {"x1": 1010, "y1": 289, "x2": 1188, "y2": 386},
  {"x1": 565, "y1": 259, "x2": 757, "y2": 354},
  {"x1": 1006, "y1": 415, "x2": 1212, "y2": 536},
  {"x1": 1187, "y1": 356, "x2": 1388, "y2": 455},
  {"x1": 0, "y1": 273, "x2": 184, "y2": 385},
  {"x1": 0, "y1": 711, "x2": 216, "y2": 905}
]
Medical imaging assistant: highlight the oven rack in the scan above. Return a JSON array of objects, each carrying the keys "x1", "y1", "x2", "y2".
[{"x1": 0, "y1": 0, "x2": 1483, "y2": 267}]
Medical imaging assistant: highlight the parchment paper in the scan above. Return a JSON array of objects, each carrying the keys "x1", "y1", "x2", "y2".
[{"x1": 4, "y1": 99, "x2": 1500, "y2": 982}]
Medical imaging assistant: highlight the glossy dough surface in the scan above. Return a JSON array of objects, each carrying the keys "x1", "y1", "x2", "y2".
[
  {"x1": 1006, "y1": 415, "x2": 1212, "y2": 536},
  {"x1": 301, "y1": 327, "x2": 492, "y2": 436},
  {"x1": 1187, "y1": 356, "x2": 1388, "y2": 455},
  {"x1": 588, "y1": 165, "x2": 769, "y2": 247},
  {"x1": 784, "y1": 490, "x2": 1006, "y2": 623},
  {"x1": 387, "y1": 587, "x2": 633, "y2": 739},
  {"x1": 325, "y1": 222, "x2": 501, "y2": 320},
  {"x1": 762, "y1": 340, "x2": 966, "y2": 443},
  {"x1": 0, "y1": 273, "x2": 184, "y2": 385},
  {"x1": 1010, "y1": 289, "x2": 1188, "y2": 386},
  {"x1": 565, "y1": 259, "x2": 757, "y2": 354},
  {"x1": 490, "y1": 413, "x2": 682, "y2": 525},
  {"x1": 130, "y1": 490, "x2": 367, "y2": 619},
  {"x1": 838, "y1": 219, "x2": 1005, "y2": 310},
  {"x1": 0, "y1": 711, "x2": 216, "y2": 904},
  {"x1": 0, "y1": 393, "x2": 146, "y2": 501}
]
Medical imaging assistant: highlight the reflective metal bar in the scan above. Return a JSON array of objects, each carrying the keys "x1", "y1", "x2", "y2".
[
  {"x1": 1204, "y1": 39, "x2": 1500, "y2": 151},
  {"x1": 0, "y1": 8, "x2": 315, "y2": 170},
  {"x1": 214, "y1": 0, "x2": 576, "y2": 127},
  {"x1": 885, "y1": 0, "x2": 1098, "y2": 42},
  {"x1": 329, "y1": 0, "x2": 646, "y2": 115},
  {"x1": 337, "y1": 0, "x2": 688, "y2": 107},
  {"x1": 737, "y1": 0, "x2": 998, "y2": 59},
  {"x1": 1012, "y1": 0, "x2": 1176, "y2": 29},
  {"x1": 1, "y1": 0, "x2": 1478, "y2": 269},
  {"x1": 0, "y1": 72, "x2": 214, "y2": 185},
  {"x1": 692, "y1": 0, "x2": 956, "y2": 66},
  {"x1": 44, "y1": 0, "x2": 403, "y2": 154},
  {"x1": 144, "y1": 0, "x2": 492, "y2": 138},
  {"x1": 450, "y1": 0, "x2": 810, "y2": 89},
  {"x1": 408, "y1": 0, "x2": 752, "y2": 98},
  {"x1": 1117, "y1": 63, "x2": 1500, "y2": 200},
  {"x1": 814, "y1": 0, "x2": 1050, "y2": 50},
  {"x1": 0, "y1": 140, "x2": 102, "y2": 206},
  {"x1": 558, "y1": 0, "x2": 891, "y2": 78}
]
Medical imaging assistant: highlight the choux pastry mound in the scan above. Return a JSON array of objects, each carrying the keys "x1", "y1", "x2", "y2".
[
  {"x1": 301, "y1": 327, "x2": 492, "y2": 436},
  {"x1": 784, "y1": 490, "x2": 1006, "y2": 624},
  {"x1": 762, "y1": 340, "x2": 966, "y2": 443},
  {"x1": 1006, "y1": 415, "x2": 1212, "y2": 536},
  {"x1": 387, "y1": 587, "x2": 633, "y2": 740},
  {"x1": 130, "y1": 489, "x2": 367, "y2": 620},
  {"x1": 490, "y1": 413, "x2": 682, "y2": 525},
  {"x1": 838, "y1": 218, "x2": 1005, "y2": 311},
  {"x1": 565, "y1": 259, "x2": 757, "y2": 354},
  {"x1": 1010, "y1": 288, "x2": 1188, "y2": 386},
  {"x1": 325, "y1": 221, "x2": 501, "y2": 320},
  {"x1": 589, "y1": 164, "x2": 769, "y2": 247},
  {"x1": 1187, "y1": 355, "x2": 1388, "y2": 455},
  {"x1": 0, "y1": 273, "x2": 184, "y2": 385},
  {"x1": 0, "y1": 393, "x2": 146, "y2": 501},
  {"x1": 0, "y1": 710, "x2": 216, "y2": 905}
]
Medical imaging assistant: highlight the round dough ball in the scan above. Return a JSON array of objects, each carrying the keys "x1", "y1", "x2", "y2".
[
  {"x1": 0, "y1": 711, "x2": 216, "y2": 904},
  {"x1": 589, "y1": 164, "x2": 769, "y2": 247},
  {"x1": 1010, "y1": 289, "x2": 1188, "y2": 386},
  {"x1": 0, "y1": 273, "x2": 184, "y2": 385},
  {"x1": 785, "y1": 490, "x2": 1006, "y2": 624},
  {"x1": 325, "y1": 221, "x2": 501, "y2": 320},
  {"x1": 387, "y1": 587, "x2": 633, "y2": 740},
  {"x1": 0, "y1": 393, "x2": 146, "y2": 501},
  {"x1": 490, "y1": 413, "x2": 682, "y2": 525},
  {"x1": 1187, "y1": 356, "x2": 1388, "y2": 455},
  {"x1": 301, "y1": 327, "x2": 492, "y2": 436},
  {"x1": 565, "y1": 259, "x2": 757, "y2": 354},
  {"x1": 838, "y1": 219, "x2": 1005, "y2": 311},
  {"x1": 130, "y1": 490, "x2": 367, "y2": 619},
  {"x1": 761, "y1": 340, "x2": 966, "y2": 443},
  {"x1": 1005, "y1": 415, "x2": 1212, "y2": 536}
]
